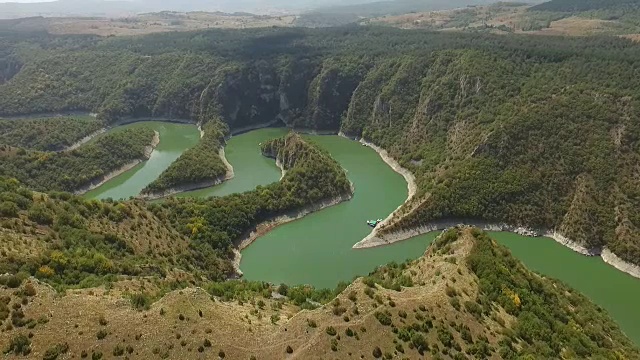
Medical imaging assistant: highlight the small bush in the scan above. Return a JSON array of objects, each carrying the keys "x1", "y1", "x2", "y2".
[
  {"x1": 364, "y1": 287, "x2": 374, "y2": 298},
  {"x1": 450, "y1": 297, "x2": 461, "y2": 310},
  {"x1": 373, "y1": 346, "x2": 382, "y2": 358},
  {"x1": 332, "y1": 306, "x2": 347, "y2": 316},
  {"x1": 22, "y1": 283, "x2": 36, "y2": 297},
  {"x1": 96, "y1": 329, "x2": 107, "y2": 340},
  {"x1": 374, "y1": 311, "x2": 392, "y2": 326},
  {"x1": 5, "y1": 334, "x2": 31, "y2": 355},
  {"x1": 326, "y1": 326, "x2": 337, "y2": 336},
  {"x1": 286, "y1": 345, "x2": 293, "y2": 354},
  {"x1": 112, "y1": 345, "x2": 125, "y2": 356},
  {"x1": 43, "y1": 343, "x2": 69, "y2": 360},
  {"x1": 130, "y1": 293, "x2": 152, "y2": 311}
]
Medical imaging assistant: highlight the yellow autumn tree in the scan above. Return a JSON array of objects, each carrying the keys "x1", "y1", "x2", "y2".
[{"x1": 37, "y1": 265, "x2": 55, "y2": 278}]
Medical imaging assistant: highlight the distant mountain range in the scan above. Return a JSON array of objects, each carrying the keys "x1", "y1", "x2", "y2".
[{"x1": 0, "y1": 0, "x2": 387, "y2": 18}]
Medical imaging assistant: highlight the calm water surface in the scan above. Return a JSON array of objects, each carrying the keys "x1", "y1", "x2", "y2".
[
  {"x1": 239, "y1": 135, "x2": 436, "y2": 289},
  {"x1": 178, "y1": 128, "x2": 287, "y2": 198}
]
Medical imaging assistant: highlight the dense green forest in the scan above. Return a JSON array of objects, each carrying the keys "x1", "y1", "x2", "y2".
[
  {"x1": 0, "y1": 133, "x2": 351, "y2": 288},
  {"x1": 1, "y1": 26, "x2": 640, "y2": 265},
  {"x1": 437, "y1": 228, "x2": 640, "y2": 358},
  {"x1": 0, "y1": 115, "x2": 103, "y2": 151},
  {"x1": 0, "y1": 128, "x2": 155, "y2": 192},
  {"x1": 142, "y1": 120, "x2": 229, "y2": 195}
]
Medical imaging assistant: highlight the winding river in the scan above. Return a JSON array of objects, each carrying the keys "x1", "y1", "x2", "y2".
[{"x1": 84, "y1": 121, "x2": 640, "y2": 344}]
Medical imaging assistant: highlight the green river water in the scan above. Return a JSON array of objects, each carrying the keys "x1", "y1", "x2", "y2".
[
  {"x1": 85, "y1": 123, "x2": 640, "y2": 344},
  {"x1": 84, "y1": 122, "x2": 200, "y2": 200}
]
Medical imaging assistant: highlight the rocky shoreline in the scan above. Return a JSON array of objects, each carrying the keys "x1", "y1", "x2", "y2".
[
  {"x1": 138, "y1": 180, "x2": 219, "y2": 200},
  {"x1": 602, "y1": 248, "x2": 640, "y2": 279},
  {"x1": 231, "y1": 186, "x2": 355, "y2": 276},
  {"x1": 228, "y1": 119, "x2": 282, "y2": 138},
  {"x1": 60, "y1": 117, "x2": 195, "y2": 153},
  {"x1": 74, "y1": 131, "x2": 160, "y2": 195},
  {"x1": 352, "y1": 218, "x2": 579, "y2": 249}
]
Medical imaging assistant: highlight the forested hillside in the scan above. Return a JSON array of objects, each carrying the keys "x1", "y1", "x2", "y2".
[
  {"x1": 526, "y1": 0, "x2": 640, "y2": 33},
  {"x1": 0, "y1": 27, "x2": 638, "y2": 266},
  {"x1": 0, "y1": 128, "x2": 155, "y2": 192},
  {"x1": 0, "y1": 227, "x2": 636, "y2": 359},
  {"x1": 0, "y1": 116, "x2": 103, "y2": 151}
]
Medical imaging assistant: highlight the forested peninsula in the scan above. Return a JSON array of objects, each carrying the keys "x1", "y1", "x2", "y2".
[
  {"x1": 0, "y1": 128, "x2": 158, "y2": 193},
  {"x1": 141, "y1": 120, "x2": 231, "y2": 198}
]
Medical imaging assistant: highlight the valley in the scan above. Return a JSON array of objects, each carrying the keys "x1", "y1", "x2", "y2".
[
  {"x1": 2, "y1": 0, "x2": 640, "y2": 357},
  {"x1": 65, "y1": 119, "x2": 640, "y2": 345}
]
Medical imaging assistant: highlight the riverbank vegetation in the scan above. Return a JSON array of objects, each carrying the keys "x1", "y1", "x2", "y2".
[
  {"x1": 0, "y1": 128, "x2": 155, "y2": 192},
  {"x1": 0, "y1": 115, "x2": 104, "y2": 151},
  {"x1": 142, "y1": 120, "x2": 229, "y2": 195}
]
